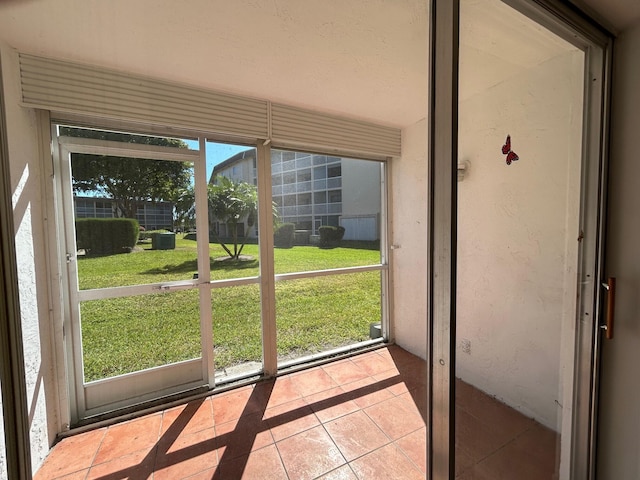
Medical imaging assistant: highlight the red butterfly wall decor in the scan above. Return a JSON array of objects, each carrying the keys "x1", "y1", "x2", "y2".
[{"x1": 501, "y1": 134, "x2": 519, "y2": 165}]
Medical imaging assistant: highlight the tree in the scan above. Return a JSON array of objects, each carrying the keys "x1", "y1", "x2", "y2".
[
  {"x1": 62, "y1": 127, "x2": 192, "y2": 223},
  {"x1": 208, "y1": 176, "x2": 258, "y2": 260},
  {"x1": 171, "y1": 185, "x2": 196, "y2": 232}
]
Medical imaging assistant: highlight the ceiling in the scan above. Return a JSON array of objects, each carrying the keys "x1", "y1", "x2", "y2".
[
  {"x1": 573, "y1": 0, "x2": 640, "y2": 33},
  {"x1": 0, "y1": 0, "x2": 636, "y2": 130}
]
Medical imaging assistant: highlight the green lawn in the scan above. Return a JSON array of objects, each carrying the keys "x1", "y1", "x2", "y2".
[{"x1": 78, "y1": 236, "x2": 381, "y2": 382}]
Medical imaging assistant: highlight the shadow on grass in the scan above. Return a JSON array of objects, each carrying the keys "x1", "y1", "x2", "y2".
[{"x1": 142, "y1": 257, "x2": 259, "y2": 275}]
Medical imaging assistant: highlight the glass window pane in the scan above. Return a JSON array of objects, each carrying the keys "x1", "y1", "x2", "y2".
[
  {"x1": 327, "y1": 164, "x2": 342, "y2": 178},
  {"x1": 314, "y1": 191, "x2": 327, "y2": 204},
  {"x1": 455, "y1": 1, "x2": 582, "y2": 476},
  {"x1": 328, "y1": 190, "x2": 342, "y2": 203},
  {"x1": 298, "y1": 193, "x2": 312, "y2": 205},
  {"x1": 297, "y1": 169, "x2": 311, "y2": 182},
  {"x1": 313, "y1": 166, "x2": 327, "y2": 179}
]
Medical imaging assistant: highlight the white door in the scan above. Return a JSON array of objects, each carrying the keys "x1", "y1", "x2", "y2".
[{"x1": 55, "y1": 134, "x2": 212, "y2": 422}]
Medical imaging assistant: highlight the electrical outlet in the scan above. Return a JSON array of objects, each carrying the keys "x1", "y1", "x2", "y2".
[{"x1": 460, "y1": 338, "x2": 471, "y2": 355}]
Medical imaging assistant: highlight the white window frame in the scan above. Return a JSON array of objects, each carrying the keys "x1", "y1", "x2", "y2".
[{"x1": 47, "y1": 116, "x2": 393, "y2": 424}]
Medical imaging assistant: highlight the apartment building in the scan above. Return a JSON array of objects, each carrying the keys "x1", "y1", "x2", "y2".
[
  {"x1": 74, "y1": 196, "x2": 174, "y2": 231},
  {"x1": 212, "y1": 148, "x2": 381, "y2": 240}
]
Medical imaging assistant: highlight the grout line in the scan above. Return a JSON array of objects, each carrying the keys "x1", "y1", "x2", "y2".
[
  {"x1": 87, "y1": 427, "x2": 108, "y2": 471},
  {"x1": 271, "y1": 437, "x2": 290, "y2": 480},
  {"x1": 44, "y1": 347, "x2": 431, "y2": 479}
]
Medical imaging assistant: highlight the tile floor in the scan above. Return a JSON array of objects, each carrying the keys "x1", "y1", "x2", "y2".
[{"x1": 34, "y1": 346, "x2": 559, "y2": 479}]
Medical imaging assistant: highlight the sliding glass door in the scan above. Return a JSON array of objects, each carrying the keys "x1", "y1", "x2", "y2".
[{"x1": 429, "y1": 0, "x2": 611, "y2": 478}]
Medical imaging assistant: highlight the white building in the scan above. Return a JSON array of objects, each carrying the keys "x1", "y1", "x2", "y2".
[
  {"x1": 74, "y1": 196, "x2": 174, "y2": 231},
  {"x1": 212, "y1": 148, "x2": 381, "y2": 240}
]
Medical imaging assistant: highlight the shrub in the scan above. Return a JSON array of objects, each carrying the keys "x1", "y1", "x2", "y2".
[
  {"x1": 76, "y1": 218, "x2": 140, "y2": 255},
  {"x1": 318, "y1": 225, "x2": 345, "y2": 248},
  {"x1": 274, "y1": 223, "x2": 295, "y2": 248}
]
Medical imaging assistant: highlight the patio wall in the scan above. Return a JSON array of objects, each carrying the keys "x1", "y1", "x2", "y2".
[
  {"x1": 456, "y1": 50, "x2": 584, "y2": 430},
  {"x1": 391, "y1": 117, "x2": 429, "y2": 358},
  {"x1": 1, "y1": 44, "x2": 59, "y2": 472}
]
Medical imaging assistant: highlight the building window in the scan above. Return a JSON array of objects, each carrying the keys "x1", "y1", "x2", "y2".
[
  {"x1": 298, "y1": 193, "x2": 312, "y2": 205},
  {"x1": 314, "y1": 191, "x2": 327, "y2": 204},
  {"x1": 283, "y1": 172, "x2": 296, "y2": 184},
  {"x1": 327, "y1": 164, "x2": 342, "y2": 178},
  {"x1": 297, "y1": 169, "x2": 311, "y2": 182},
  {"x1": 328, "y1": 190, "x2": 342, "y2": 203}
]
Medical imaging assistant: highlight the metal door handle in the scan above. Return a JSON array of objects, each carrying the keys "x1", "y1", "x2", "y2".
[{"x1": 601, "y1": 277, "x2": 616, "y2": 340}]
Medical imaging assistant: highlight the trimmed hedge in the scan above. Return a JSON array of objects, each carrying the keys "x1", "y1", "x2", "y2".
[
  {"x1": 274, "y1": 223, "x2": 295, "y2": 248},
  {"x1": 76, "y1": 218, "x2": 140, "y2": 255},
  {"x1": 318, "y1": 225, "x2": 345, "y2": 247}
]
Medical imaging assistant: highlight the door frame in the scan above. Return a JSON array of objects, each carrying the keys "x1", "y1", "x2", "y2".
[
  {"x1": 53, "y1": 135, "x2": 210, "y2": 422},
  {"x1": 428, "y1": 0, "x2": 613, "y2": 478}
]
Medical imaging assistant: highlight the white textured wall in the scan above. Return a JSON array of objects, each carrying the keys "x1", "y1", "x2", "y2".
[
  {"x1": 456, "y1": 51, "x2": 583, "y2": 429},
  {"x1": 391, "y1": 118, "x2": 428, "y2": 358},
  {"x1": 1, "y1": 44, "x2": 58, "y2": 473},
  {"x1": 597, "y1": 20, "x2": 640, "y2": 479}
]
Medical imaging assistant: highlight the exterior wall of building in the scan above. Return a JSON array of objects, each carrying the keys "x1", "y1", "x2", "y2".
[
  {"x1": 271, "y1": 150, "x2": 342, "y2": 232},
  {"x1": 271, "y1": 150, "x2": 382, "y2": 239},
  {"x1": 340, "y1": 159, "x2": 381, "y2": 241},
  {"x1": 340, "y1": 159, "x2": 380, "y2": 217},
  {"x1": 215, "y1": 149, "x2": 382, "y2": 241},
  {"x1": 213, "y1": 149, "x2": 383, "y2": 242},
  {"x1": 214, "y1": 156, "x2": 256, "y2": 185}
]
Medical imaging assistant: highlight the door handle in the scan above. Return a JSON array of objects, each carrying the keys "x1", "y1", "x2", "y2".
[{"x1": 601, "y1": 277, "x2": 616, "y2": 340}]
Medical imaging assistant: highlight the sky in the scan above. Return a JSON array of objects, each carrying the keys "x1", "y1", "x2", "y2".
[{"x1": 184, "y1": 140, "x2": 252, "y2": 179}]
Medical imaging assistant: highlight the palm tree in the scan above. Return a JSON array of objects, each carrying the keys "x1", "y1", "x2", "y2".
[{"x1": 208, "y1": 176, "x2": 258, "y2": 260}]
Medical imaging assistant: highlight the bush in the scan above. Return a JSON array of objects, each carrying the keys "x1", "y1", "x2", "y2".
[
  {"x1": 318, "y1": 225, "x2": 345, "y2": 248},
  {"x1": 76, "y1": 218, "x2": 140, "y2": 255},
  {"x1": 274, "y1": 223, "x2": 295, "y2": 248}
]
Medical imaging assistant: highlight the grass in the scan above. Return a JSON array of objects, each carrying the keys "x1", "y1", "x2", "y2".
[{"x1": 77, "y1": 236, "x2": 381, "y2": 382}]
